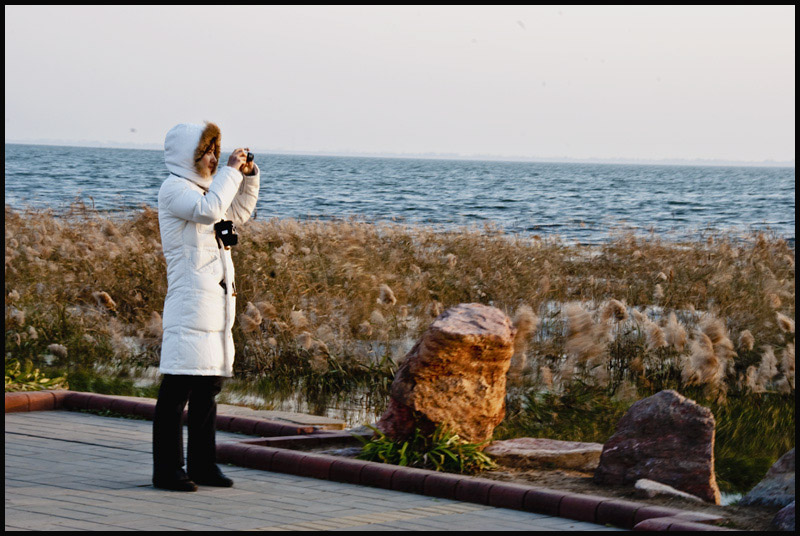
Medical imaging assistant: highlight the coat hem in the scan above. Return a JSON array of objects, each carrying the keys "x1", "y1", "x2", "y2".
[{"x1": 157, "y1": 368, "x2": 233, "y2": 378}]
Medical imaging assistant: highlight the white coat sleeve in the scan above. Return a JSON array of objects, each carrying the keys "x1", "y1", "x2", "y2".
[
  {"x1": 162, "y1": 167, "x2": 244, "y2": 225},
  {"x1": 225, "y1": 164, "x2": 260, "y2": 226}
]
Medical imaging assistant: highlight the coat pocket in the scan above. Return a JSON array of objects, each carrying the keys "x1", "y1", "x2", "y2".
[{"x1": 190, "y1": 247, "x2": 222, "y2": 276}]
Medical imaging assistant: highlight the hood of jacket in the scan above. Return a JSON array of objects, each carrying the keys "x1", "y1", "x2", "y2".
[{"x1": 164, "y1": 122, "x2": 221, "y2": 190}]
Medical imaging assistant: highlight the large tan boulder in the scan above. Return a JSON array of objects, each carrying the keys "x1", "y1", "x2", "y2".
[
  {"x1": 377, "y1": 303, "x2": 515, "y2": 445},
  {"x1": 593, "y1": 390, "x2": 721, "y2": 504}
]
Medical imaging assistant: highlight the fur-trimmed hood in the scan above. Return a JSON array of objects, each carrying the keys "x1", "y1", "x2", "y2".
[{"x1": 164, "y1": 122, "x2": 222, "y2": 189}]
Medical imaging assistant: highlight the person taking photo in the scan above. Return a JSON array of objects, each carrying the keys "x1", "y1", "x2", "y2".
[{"x1": 153, "y1": 121, "x2": 259, "y2": 491}]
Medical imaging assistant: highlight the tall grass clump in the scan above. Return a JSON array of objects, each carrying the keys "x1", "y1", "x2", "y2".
[
  {"x1": 4, "y1": 205, "x2": 794, "y2": 490},
  {"x1": 356, "y1": 423, "x2": 497, "y2": 474}
]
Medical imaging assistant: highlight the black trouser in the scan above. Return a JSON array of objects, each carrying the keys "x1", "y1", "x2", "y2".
[{"x1": 152, "y1": 374, "x2": 224, "y2": 480}]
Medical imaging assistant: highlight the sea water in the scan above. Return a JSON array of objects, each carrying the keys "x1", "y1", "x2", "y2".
[{"x1": 5, "y1": 143, "x2": 795, "y2": 245}]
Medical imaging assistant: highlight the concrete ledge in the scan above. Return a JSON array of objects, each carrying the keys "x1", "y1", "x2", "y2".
[{"x1": 5, "y1": 390, "x2": 732, "y2": 530}]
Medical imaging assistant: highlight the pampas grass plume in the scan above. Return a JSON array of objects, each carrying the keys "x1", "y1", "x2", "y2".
[
  {"x1": 290, "y1": 310, "x2": 309, "y2": 330},
  {"x1": 255, "y1": 301, "x2": 277, "y2": 319},
  {"x1": 244, "y1": 302, "x2": 263, "y2": 326},
  {"x1": 664, "y1": 312, "x2": 687, "y2": 351},
  {"x1": 378, "y1": 284, "x2": 397, "y2": 306},
  {"x1": 632, "y1": 309, "x2": 648, "y2": 325},
  {"x1": 9, "y1": 307, "x2": 25, "y2": 326},
  {"x1": 146, "y1": 311, "x2": 163, "y2": 337},
  {"x1": 646, "y1": 321, "x2": 668, "y2": 351},
  {"x1": 240, "y1": 309, "x2": 261, "y2": 334},
  {"x1": 781, "y1": 343, "x2": 795, "y2": 388},
  {"x1": 93, "y1": 291, "x2": 117, "y2": 312},
  {"x1": 601, "y1": 299, "x2": 628, "y2": 323},
  {"x1": 370, "y1": 309, "x2": 386, "y2": 326},
  {"x1": 776, "y1": 312, "x2": 795, "y2": 334},
  {"x1": 738, "y1": 330, "x2": 755, "y2": 351},
  {"x1": 683, "y1": 332, "x2": 721, "y2": 386},
  {"x1": 513, "y1": 305, "x2": 539, "y2": 343},
  {"x1": 654, "y1": 284, "x2": 664, "y2": 300},
  {"x1": 564, "y1": 303, "x2": 606, "y2": 364},
  {"x1": 296, "y1": 331, "x2": 313, "y2": 350},
  {"x1": 47, "y1": 343, "x2": 68, "y2": 359},
  {"x1": 358, "y1": 321, "x2": 373, "y2": 337},
  {"x1": 540, "y1": 366, "x2": 553, "y2": 389}
]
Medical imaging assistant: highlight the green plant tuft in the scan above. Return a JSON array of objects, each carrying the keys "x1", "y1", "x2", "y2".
[
  {"x1": 5, "y1": 358, "x2": 68, "y2": 392},
  {"x1": 355, "y1": 423, "x2": 497, "y2": 475}
]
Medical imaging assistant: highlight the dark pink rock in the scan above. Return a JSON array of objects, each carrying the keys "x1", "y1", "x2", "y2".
[
  {"x1": 771, "y1": 501, "x2": 795, "y2": 531},
  {"x1": 741, "y1": 448, "x2": 795, "y2": 508},
  {"x1": 377, "y1": 303, "x2": 515, "y2": 445},
  {"x1": 593, "y1": 390, "x2": 721, "y2": 504}
]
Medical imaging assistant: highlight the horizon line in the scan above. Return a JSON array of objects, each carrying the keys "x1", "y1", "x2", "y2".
[{"x1": 5, "y1": 139, "x2": 796, "y2": 168}]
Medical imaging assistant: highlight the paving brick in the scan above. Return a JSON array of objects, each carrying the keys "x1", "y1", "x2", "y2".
[
  {"x1": 27, "y1": 391, "x2": 57, "y2": 412},
  {"x1": 389, "y1": 467, "x2": 430, "y2": 495},
  {"x1": 522, "y1": 488, "x2": 565, "y2": 516},
  {"x1": 269, "y1": 448, "x2": 306, "y2": 475},
  {"x1": 454, "y1": 478, "x2": 494, "y2": 505},
  {"x1": 228, "y1": 416, "x2": 259, "y2": 435},
  {"x1": 108, "y1": 398, "x2": 140, "y2": 416},
  {"x1": 486, "y1": 482, "x2": 531, "y2": 510},
  {"x1": 633, "y1": 517, "x2": 674, "y2": 530},
  {"x1": 244, "y1": 445, "x2": 279, "y2": 471},
  {"x1": 596, "y1": 499, "x2": 643, "y2": 529},
  {"x1": 296, "y1": 452, "x2": 334, "y2": 480},
  {"x1": 359, "y1": 462, "x2": 398, "y2": 489},
  {"x1": 667, "y1": 519, "x2": 730, "y2": 531},
  {"x1": 633, "y1": 505, "x2": 686, "y2": 525},
  {"x1": 5, "y1": 393, "x2": 30, "y2": 413},
  {"x1": 131, "y1": 401, "x2": 156, "y2": 419},
  {"x1": 559, "y1": 493, "x2": 609, "y2": 523},
  {"x1": 422, "y1": 471, "x2": 464, "y2": 499}
]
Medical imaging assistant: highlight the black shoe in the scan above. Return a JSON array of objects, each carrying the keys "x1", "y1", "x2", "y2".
[
  {"x1": 189, "y1": 466, "x2": 234, "y2": 487},
  {"x1": 153, "y1": 476, "x2": 198, "y2": 492},
  {"x1": 153, "y1": 469, "x2": 198, "y2": 492}
]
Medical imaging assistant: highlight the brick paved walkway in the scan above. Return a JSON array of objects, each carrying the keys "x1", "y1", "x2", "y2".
[{"x1": 5, "y1": 411, "x2": 621, "y2": 531}]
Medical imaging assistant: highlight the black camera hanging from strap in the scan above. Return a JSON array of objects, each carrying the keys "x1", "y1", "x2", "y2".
[{"x1": 214, "y1": 220, "x2": 238, "y2": 248}]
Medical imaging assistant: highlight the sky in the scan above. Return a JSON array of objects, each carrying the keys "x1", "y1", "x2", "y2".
[{"x1": 4, "y1": 5, "x2": 796, "y2": 164}]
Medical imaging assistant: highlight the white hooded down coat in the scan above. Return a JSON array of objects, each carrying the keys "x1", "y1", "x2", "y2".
[{"x1": 157, "y1": 122, "x2": 259, "y2": 376}]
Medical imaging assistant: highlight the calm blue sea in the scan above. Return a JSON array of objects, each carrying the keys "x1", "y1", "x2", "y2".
[{"x1": 4, "y1": 143, "x2": 795, "y2": 245}]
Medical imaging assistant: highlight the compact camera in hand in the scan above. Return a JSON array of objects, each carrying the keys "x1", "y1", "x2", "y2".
[{"x1": 214, "y1": 220, "x2": 238, "y2": 247}]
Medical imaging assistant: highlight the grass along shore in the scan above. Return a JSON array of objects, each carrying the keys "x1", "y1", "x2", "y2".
[{"x1": 4, "y1": 204, "x2": 795, "y2": 493}]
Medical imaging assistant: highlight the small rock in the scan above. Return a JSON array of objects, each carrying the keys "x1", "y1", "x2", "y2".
[
  {"x1": 635, "y1": 478, "x2": 704, "y2": 502},
  {"x1": 317, "y1": 447, "x2": 363, "y2": 458},
  {"x1": 740, "y1": 448, "x2": 795, "y2": 508},
  {"x1": 771, "y1": 501, "x2": 795, "y2": 532},
  {"x1": 485, "y1": 438, "x2": 603, "y2": 472},
  {"x1": 593, "y1": 390, "x2": 721, "y2": 504}
]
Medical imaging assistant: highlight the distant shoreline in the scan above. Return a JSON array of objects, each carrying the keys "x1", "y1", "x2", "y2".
[{"x1": 4, "y1": 141, "x2": 795, "y2": 169}]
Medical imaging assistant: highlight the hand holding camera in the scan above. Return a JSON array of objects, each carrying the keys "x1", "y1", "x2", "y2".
[{"x1": 227, "y1": 148, "x2": 256, "y2": 175}]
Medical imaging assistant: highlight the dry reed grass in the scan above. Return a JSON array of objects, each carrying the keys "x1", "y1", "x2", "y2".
[{"x1": 3, "y1": 205, "x2": 795, "y2": 400}]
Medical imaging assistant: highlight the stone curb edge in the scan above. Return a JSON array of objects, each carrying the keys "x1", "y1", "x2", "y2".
[
  {"x1": 4, "y1": 390, "x2": 315, "y2": 436},
  {"x1": 5, "y1": 390, "x2": 732, "y2": 531}
]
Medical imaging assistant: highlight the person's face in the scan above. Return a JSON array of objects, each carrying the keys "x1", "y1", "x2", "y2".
[{"x1": 199, "y1": 145, "x2": 217, "y2": 177}]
